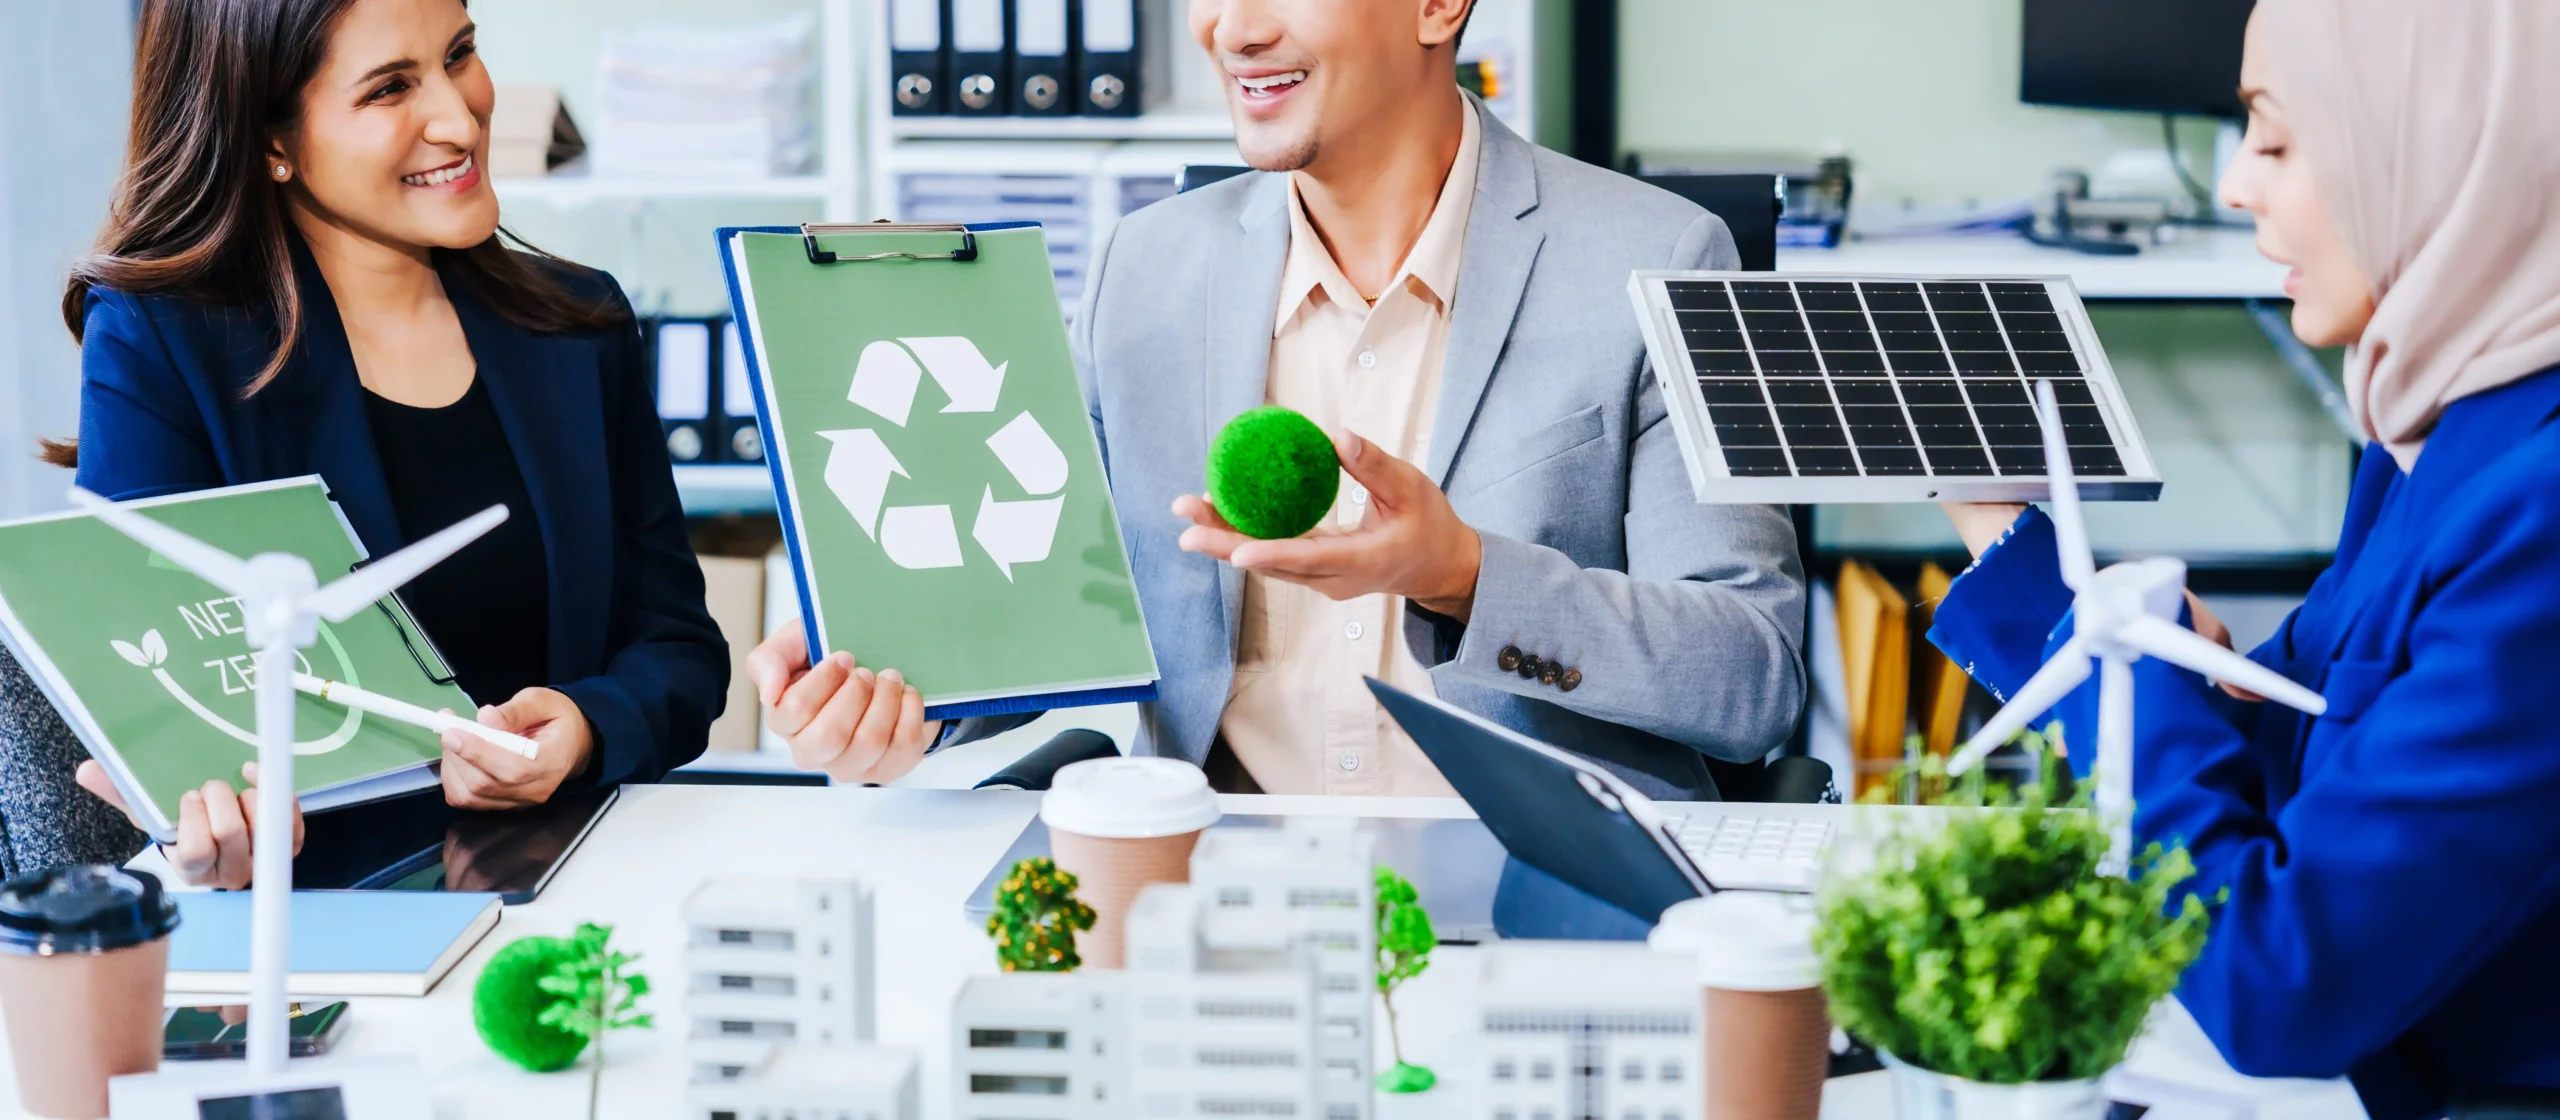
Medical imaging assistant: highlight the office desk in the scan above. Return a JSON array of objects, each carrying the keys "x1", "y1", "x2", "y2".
[
  {"x1": 1777, "y1": 226, "x2": 2287, "y2": 301},
  {"x1": 0, "y1": 787, "x2": 2363, "y2": 1119}
]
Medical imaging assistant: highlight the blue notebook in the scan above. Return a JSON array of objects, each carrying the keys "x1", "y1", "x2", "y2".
[{"x1": 168, "y1": 891, "x2": 502, "y2": 997}]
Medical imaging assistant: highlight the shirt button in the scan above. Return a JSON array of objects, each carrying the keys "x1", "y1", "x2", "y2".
[
  {"x1": 1559, "y1": 668, "x2": 1584, "y2": 693},
  {"x1": 1357, "y1": 350, "x2": 1377, "y2": 369},
  {"x1": 1498, "y1": 646, "x2": 1523, "y2": 672},
  {"x1": 1343, "y1": 620, "x2": 1365, "y2": 641},
  {"x1": 1350, "y1": 485, "x2": 1369, "y2": 505},
  {"x1": 1518, "y1": 654, "x2": 1543, "y2": 680},
  {"x1": 1340, "y1": 752, "x2": 1360, "y2": 772}
]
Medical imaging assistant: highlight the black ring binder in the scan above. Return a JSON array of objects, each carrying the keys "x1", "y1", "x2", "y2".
[{"x1": 800, "y1": 222, "x2": 981, "y2": 266}]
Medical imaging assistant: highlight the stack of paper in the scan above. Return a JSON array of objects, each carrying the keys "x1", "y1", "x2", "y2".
[{"x1": 591, "y1": 14, "x2": 816, "y2": 180}]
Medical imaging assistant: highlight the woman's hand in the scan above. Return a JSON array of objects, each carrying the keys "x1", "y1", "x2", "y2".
[
  {"x1": 1940, "y1": 502, "x2": 2031, "y2": 560},
  {"x1": 75, "y1": 760, "x2": 303, "y2": 889},
  {"x1": 748, "y1": 622, "x2": 940, "y2": 784},
  {"x1": 440, "y1": 688, "x2": 594, "y2": 810}
]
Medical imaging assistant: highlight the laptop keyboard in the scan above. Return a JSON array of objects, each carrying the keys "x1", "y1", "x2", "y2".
[{"x1": 1664, "y1": 813, "x2": 1833, "y2": 893}]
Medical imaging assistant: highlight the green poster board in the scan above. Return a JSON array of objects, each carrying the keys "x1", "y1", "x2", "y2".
[
  {"x1": 724, "y1": 224, "x2": 1157, "y2": 716},
  {"x1": 0, "y1": 478, "x2": 467, "y2": 839}
]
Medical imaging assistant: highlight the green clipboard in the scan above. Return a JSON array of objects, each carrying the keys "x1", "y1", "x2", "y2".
[
  {"x1": 0, "y1": 478, "x2": 471, "y2": 840},
  {"x1": 720, "y1": 222, "x2": 1158, "y2": 719}
]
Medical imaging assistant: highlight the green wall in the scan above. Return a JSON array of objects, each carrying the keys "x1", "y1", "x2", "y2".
[{"x1": 1615, "y1": 0, "x2": 2221, "y2": 208}]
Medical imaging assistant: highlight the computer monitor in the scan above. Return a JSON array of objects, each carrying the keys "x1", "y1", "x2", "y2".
[{"x1": 2020, "y1": 0, "x2": 2255, "y2": 119}]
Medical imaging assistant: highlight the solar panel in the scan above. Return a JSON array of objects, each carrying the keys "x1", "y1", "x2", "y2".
[{"x1": 1629, "y1": 272, "x2": 2163, "y2": 504}]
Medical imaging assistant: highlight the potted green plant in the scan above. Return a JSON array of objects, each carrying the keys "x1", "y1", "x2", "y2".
[{"x1": 1814, "y1": 729, "x2": 2211, "y2": 1119}]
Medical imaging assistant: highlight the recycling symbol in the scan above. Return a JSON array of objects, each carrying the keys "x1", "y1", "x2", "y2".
[{"x1": 818, "y1": 337, "x2": 1068, "y2": 581}]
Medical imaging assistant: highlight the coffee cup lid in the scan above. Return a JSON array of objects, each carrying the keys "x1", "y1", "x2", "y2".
[
  {"x1": 1649, "y1": 891, "x2": 1820, "y2": 991},
  {"x1": 0, "y1": 865, "x2": 179, "y2": 956},
  {"x1": 1041, "y1": 757, "x2": 1222, "y2": 839}
]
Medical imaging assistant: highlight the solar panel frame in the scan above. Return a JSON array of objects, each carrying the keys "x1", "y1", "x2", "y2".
[{"x1": 1629, "y1": 271, "x2": 2164, "y2": 505}]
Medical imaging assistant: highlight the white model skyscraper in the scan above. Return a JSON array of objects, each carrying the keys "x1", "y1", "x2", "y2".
[{"x1": 682, "y1": 878, "x2": 918, "y2": 1120}]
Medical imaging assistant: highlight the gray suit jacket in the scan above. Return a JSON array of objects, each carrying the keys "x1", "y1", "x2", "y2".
[{"x1": 957, "y1": 99, "x2": 1806, "y2": 799}]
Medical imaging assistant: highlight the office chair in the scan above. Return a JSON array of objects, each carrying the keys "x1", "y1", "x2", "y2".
[
  {"x1": 973, "y1": 729, "x2": 1122, "y2": 791},
  {"x1": 1178, "y1": 164, "x2": 1251, "y2": 194},
  {"x1": 1635, "y1": 172, "x2": 1784, "y2": 273}
]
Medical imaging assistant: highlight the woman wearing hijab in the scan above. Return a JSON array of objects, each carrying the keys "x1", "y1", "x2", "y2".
[{"x1": 1928, "y1": 1, "x2": 2560, "y2": 1114}]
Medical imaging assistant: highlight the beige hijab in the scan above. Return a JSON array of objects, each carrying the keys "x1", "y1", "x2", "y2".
[{"x1": 2258, "y1": 0, "x2": 2560, "y2": 469}]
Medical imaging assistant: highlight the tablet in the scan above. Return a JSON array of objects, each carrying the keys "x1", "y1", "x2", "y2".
[{"x1": 292, "y1": 786, "x2": 617, "y2": 904}]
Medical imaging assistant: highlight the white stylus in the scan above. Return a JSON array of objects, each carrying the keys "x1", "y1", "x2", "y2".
[{"x1": 292, "y1": 673, "x2": 539, "y2": 760}]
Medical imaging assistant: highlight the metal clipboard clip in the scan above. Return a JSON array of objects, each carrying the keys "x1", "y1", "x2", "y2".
[{"x1": 800, "y1": 221, "x2": 980, "y2": 265}]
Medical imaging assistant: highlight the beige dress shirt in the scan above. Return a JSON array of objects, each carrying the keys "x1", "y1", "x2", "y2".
[{"x1": 1216, "y1": 105, "x2": 1482, "y2": 797}]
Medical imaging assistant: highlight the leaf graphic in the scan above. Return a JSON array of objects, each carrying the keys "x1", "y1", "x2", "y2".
[
  {"x1": 111, "y1": 640, "x2": 148, "y2": 667},
  {"x1": 142, "y1": 630, "x2": 168, "y2": 665}
]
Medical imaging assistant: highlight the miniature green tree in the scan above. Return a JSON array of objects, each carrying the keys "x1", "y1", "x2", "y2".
[
  {"x1": 986, "y1": 857, "x2": 1096, "y2": 972},
  {"x1": 1373, "y1": 865, "x2": 1436, "y2": 1093},
  {"x1": 535, "y1": 923, "x2": 655, "y2": 1120}
]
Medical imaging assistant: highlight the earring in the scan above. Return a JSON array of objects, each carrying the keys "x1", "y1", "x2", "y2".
[{"x1": 273, "y1": 165, "x2": 289, "y2": 180}]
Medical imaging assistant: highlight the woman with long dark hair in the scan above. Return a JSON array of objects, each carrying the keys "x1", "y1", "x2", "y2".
[{"x1": 44, "y1": 0, "x2": 726, "y2": 887}]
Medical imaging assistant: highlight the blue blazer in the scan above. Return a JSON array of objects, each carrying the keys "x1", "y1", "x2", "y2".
[
  {"x1": 1930, "y1": 366, "x2": 2560, "y2": 1119},
  {"x1": 70, "y1": 252, "x2": 726, "y2": 789}
]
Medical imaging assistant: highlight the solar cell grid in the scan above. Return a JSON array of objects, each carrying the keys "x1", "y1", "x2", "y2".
[{"x1": 1639, "y1": 274, "x2": 2158, "y2": 501}]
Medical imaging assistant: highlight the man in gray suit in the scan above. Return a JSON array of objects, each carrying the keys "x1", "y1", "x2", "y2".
[{"x1": 749, "y1": 0, "x2": 1804, "y2": 800}]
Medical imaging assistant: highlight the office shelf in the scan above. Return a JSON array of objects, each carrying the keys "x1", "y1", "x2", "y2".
[
  {"x1": 887, "y1": 111, "x2": 1237, "y2": 142},
  {"x1": 1777, "y1": 226, "x2": 2287, "y2": 301},
  {"x1": 675, "y1": 464, "x2": 778, "y2": 516},
  {"x1": 493, "y1": 173, "x2": 837, "y2": 207}
]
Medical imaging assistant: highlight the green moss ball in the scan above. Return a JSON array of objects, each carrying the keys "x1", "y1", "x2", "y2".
[
  {"x1": 1207, "y1": 406, "x2": 1340, "y2": 540},
  {"x1": 473, "y1": 935, "x2": 589, "y2": 1072}
]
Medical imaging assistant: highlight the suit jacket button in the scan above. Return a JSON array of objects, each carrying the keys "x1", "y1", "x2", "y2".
[
  {"x1": 1559, "y1": 668, "x2": 1583, "y2": 692},
  {"x1": 1538, "y1": 662, "x2": 1561, "y2": 686},
  {"x1": 1498, "y1": 646, "x2": 1523, "y2": 672},
  {"x1": 1518, "y1": 654, "x2": 1543, "y2": 680}
]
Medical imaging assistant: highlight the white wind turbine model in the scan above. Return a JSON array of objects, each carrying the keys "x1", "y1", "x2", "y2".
[
  {"x1": 70, "y1": 486, "x2": 504, "y2": 1117},
  {"x1": 1943, "y1": 382, "x2": 2329, "y2": 873}
]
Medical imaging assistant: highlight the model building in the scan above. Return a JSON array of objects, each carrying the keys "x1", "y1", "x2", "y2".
[
  {"x1": 1473, "y1": 942, "x2": 1699, "y2": 1120},
  {"x1": 951, "y1": 819, "x2": 1376, "y2": 1120},
  {"x1": 682, "y1": 878, "x2": 917, "y2": 1120}
]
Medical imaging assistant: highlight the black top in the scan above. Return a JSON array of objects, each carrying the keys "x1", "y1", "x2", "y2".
[{"x1": 362, "y1": 377, "x2": 552, "y2": 709}]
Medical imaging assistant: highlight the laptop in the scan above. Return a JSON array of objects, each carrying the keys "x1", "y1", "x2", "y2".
[{"x1": 1365, "y1": 678, "x2": 1830, "y2": 923}]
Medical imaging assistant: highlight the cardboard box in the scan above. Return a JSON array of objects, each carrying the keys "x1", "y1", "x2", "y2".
[
  {"x1": 699, "y1": 555, "x2": 767, "y2": 753},
  {"x1": 488, "y1": 84, "x2": 585, "y2": 178}
]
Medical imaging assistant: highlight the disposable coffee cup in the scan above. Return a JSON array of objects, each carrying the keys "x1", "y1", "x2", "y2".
[
  {"x1": 1651, "y1": 892, "x2": 1829, "y2": 1120},
  {"x1": 1040, "y1": 757, "x2": 1221, "y2": 969},
  {"x1": 0, "y1": 865, "x2": 180, "y2": 1119}
]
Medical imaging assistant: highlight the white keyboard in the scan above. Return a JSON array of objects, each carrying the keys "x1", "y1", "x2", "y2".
[{"x1": 1663, "y1": 813, "x2": 1833, "y2": 893}]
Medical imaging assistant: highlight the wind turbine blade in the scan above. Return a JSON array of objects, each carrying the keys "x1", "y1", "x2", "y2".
[
  {"x1": 67, "y1": 487, "x2": 258, "y2": 597},
  {"x1": 2116, "y1": 614, "x2": 2329, "y2": 716},
  {"x1": 2036, "y1": 380, "x2": 2096, "y2": 592},
  {"x1": 306, "y1": 505, "x2": 508, "y2": 622},
  {"x1": 1946, "y1": 638, "x2": 2092, "y2": 776}
]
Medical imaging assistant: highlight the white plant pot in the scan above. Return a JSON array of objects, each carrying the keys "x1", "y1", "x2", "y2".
[{"x1": 1881, "y1": 1051, "x2": 2111, "y2": 1120}]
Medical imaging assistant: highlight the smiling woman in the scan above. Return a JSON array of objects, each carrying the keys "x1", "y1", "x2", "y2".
[{"x1": 35, "y1": 0, "x2": 728, "y2": 889}]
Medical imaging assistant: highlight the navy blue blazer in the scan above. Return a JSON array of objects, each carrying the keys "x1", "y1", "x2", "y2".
[
  {"x1": 1930, "y1": 367, "x2": 2560, "y2": 1119},
  {"x1": 70, "y1": 253, "x2": 725, "y2": 789}
]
